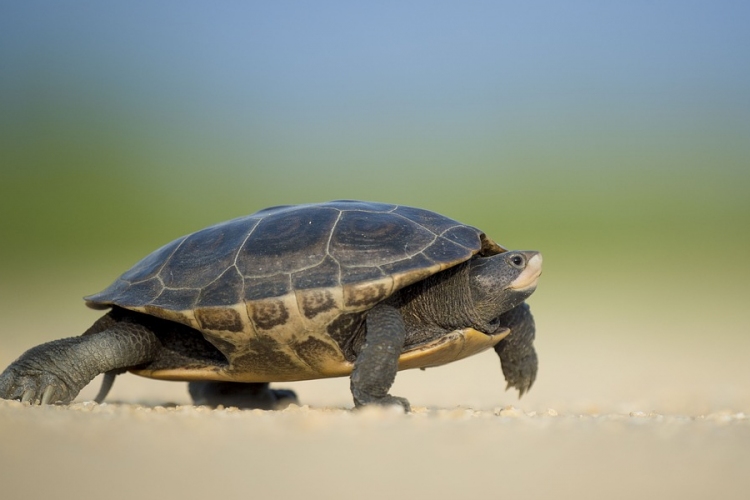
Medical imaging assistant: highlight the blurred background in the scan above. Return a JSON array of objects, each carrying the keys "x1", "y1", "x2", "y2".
[{"x1": 1, "y1": 1, "x2": 749, "y2": 414}]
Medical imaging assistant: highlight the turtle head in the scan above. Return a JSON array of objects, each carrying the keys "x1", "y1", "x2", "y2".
[{"x1": 468, "y1": 250, "x2": 542, "y2": 328}]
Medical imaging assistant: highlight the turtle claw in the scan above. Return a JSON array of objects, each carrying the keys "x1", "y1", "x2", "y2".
[
  {"x1": 0, "y1": 366, "x2": 75, "y2": 405},
  {"x1": 354, "y1": 394, "x2": 411, "y2": 413},
  {"x1": 506, "y1": 381, "x2": 529, "y2": 398},
  {"x1": 21, "y1": 389, "x2": 34, "y2": 404},
  {"x1": 41, "y1": 385, "x2": 56, "y2": 405},
  {"x1": 504, "y1": 370, "x2": 535, "y2": 398},
  {"x1": 379, "y1": 395, "x2": 411, "y2": 413}
]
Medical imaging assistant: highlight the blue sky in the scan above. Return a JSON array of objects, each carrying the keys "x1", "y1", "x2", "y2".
[
  {"x1": 3, "y1": 2, "x2": 747, "y2": 114},
  {"x1": 1, "y1": 1, "x2": 748, "y2": 184}
]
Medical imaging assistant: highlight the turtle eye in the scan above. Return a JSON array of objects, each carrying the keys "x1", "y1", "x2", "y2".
[{"x1": 508, "y1": 254, "x2": 526, "y2": 269}]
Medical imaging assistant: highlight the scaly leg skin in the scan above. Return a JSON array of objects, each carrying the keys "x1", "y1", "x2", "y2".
[
  {"x1": 0, "y1": 319, "x2": 161, "y2": 405},
  {"x1": 493, "y1": 302, "x2": 538, "y2": 397},
  {"x1": 188, "y1": 381, "x2": 298, "y2": 410},
  {"x1": 350, "y1": 303, "x2": 410, "y2": 412}
]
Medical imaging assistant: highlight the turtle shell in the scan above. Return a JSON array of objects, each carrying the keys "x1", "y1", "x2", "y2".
[{"x1": 85, "y1": 200, "x2": 507, "y2": 381}]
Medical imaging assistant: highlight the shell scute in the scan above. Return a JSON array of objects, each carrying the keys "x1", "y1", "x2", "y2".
[
  {"x1": 441, "y1": 225, "x2": 484, "y2": 250},
  {"x1": 195, "y1": 307, "x2": 245, "y2": 333},
  {"x1": 392, "y1": 205, "x2": 462, "y2": 234},
  {"x1": 329, "y1": 210, "x2": 434, "y2": 267},
  {"x1": 248, "y1": 299, "x2": 290, "y2": 331},
  {"x1": 118, "y1": 236, "x2": 188, "y2": 283},
  {"x1": 235, "y1": 207, "x2": 338, "y2": 277},
  {"x1": 116, "y1": 278, "x2": 164, "y2": 306},
  {"x1": 422, "y1": 237, "x2": 476, "y2": 265},
  {"x1": 149, "y1": 288, "x2": 201, "y2": 311},
  {"x1": 343, "y1": 278, "x2": 393, "y2": 309},
  {"x1": 379, "y1": 252, "x2": 437, "y2": 277},
  {"x1": 340, "y1": 266, "x2": 385, "y2": 285},
  {"x1": 243, "y1": 274, "x2": 290, "y2": 302},
  {"x1": 290, "y1": 256, "x2": 340, "y2": 290},
  {"x1": 297, "y1": 289, "x2": 337, "y2": 319},
  {"x1": 196, "y1": 267, "x2": 244, "y2": 308},
  {"x1": 163, "y1": 219, "x2": 252, "y2": 289}
]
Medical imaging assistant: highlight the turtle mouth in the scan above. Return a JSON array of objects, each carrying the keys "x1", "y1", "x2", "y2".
[{"x1": 507, "y1": 253, "x2": 543, "y2": 292}]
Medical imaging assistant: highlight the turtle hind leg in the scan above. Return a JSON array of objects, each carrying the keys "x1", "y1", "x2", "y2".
[
  {"x1": 0, "y1": 314, "x2": 161, "y2": 405},
  {"x1": 187, "y1": 381, "x2": 298, "y2": 410}
]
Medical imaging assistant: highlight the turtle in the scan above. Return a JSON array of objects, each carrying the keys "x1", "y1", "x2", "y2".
[{"x1": 0, "y1": 200, "x2": 542, "y2": 411}]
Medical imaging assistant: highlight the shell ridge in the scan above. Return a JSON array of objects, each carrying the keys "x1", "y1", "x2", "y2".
[
  {"x1": 333, "y1": 209, "x2": 444, "y2": 270},
  {"x1": 231, "y1": 218, "x2": 263, "y2": 306},
  {"x1": 438, "y1": 224, "x2": 465, "y2": 236},
  {"x1": 232, "y1": 218, "x2": 262, "y2": 268},
  {"x1": 389, "y1": 211, "x2": 440, "y2": 237},
  {"x1": 331, "y1": 206, "x2": 397, "y2": 214},
  {"x1": 387, "y1": 211, "x2": 481, "y2": 257},
  {"x1": 438, "y1": 224, "x2": 485, "y2": 251},
  {"x1": 120, "y1": 230, "x2": 210, "y2": 307},
  {"x1": 129, "y1": 274, "x2": 165, "y2": 289},
  {"x1": 123, "y1": 235, "x2": 189, "y2": 288},
  {"x1": 151, "y1": 235, "x2": 189, "y2": 281},
  {"x1": 195, "y1": 266, "x2": 242, "y2": 302},
  {"x1": 150, "y1": 285, "x2": 202, "y2": 310},
  {"x1": 232, "y1": 217, "x2": 265, "y2": 276},
  {"x1": 324, "y1": 209, "x2": 344, "y2": 285}
]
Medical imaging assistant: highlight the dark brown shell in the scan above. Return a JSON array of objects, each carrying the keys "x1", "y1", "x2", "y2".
[{"x1": 84, "y1": 201, "x2": 506, "y2": 380}]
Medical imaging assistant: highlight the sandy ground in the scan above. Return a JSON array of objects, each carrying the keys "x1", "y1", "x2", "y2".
[
  {"x1": 1, "y1": 399, "x2": 748, "y2": 500},
  {"x1": 1, "y1": 289, "x2": 749, "y2": 500}
]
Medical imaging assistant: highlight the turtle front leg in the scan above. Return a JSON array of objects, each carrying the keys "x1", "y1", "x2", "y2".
[
  {"x1": 493, "y1": 302, "x2": 538, "y2": 397},
  {"x1": 350, "y1": 303, "x2": 410, "y2": 412},
  {"x1": 0, "y1": 319, "x2": 161, "y2": 405}
]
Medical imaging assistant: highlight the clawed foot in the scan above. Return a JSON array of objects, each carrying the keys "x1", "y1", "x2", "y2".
[
  {"x1": 188, "y1": 381, "x2": 299, "y2": 410},
  {"x1": 502, "y1": 353, "x2": 537, "y2": 397},
  {"x1": 353, "y1": 393, "x2": 411, "y2": 413},
  {"x1": 494, "y1": 303, "x2": 538, "y2": 398},
  {"x1": 0, "y1": 365, "x2": 77, "y2": 405}
]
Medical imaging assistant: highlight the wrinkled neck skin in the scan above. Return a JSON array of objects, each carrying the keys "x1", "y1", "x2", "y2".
[
  {"x1": 393, "y1": 260, "x2": 501, "y2": 335},
  {"x1": 468, "y1": 254, "x2": 536, "y2": 328}
]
